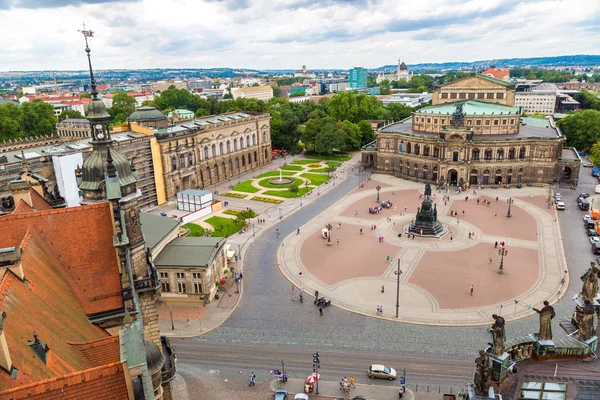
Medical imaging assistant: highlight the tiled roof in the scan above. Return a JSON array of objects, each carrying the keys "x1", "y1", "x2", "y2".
[
  {"x1": 0, "y1": 362, "x2": 127, "y2": 400},
  {"x1": 418, "y1": 100, "x2": 520, "y2": 115},
  {"x1": 68, "y1": 337, "x2": 121, "y2": 367},
  {"x1": 0, "y1": 232, "x2": 113, "y2": 391},
  {"x1": 154, "y1": 236, "x2": 226, "y2": 267},
  {"x1": 0, "y1": 203, "x2": 123, "y2": 315},
  {"x1": 12, "y1": 200, "x2": 34, "y2": 214},
  {"x1": 28, "y1": 189, "x2": 52, "y2": 212},
  {"x1": 482, "y1": 67, "x2": 510, "y2": 78}
]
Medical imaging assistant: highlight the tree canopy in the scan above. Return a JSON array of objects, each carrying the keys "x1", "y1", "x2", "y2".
[
  {"x1": 558, "y1": 110, "x2": 600, "y2": 151},
  {"x1": 0, "y1": 100, "x2": 56, "y2": 141},
  {"x1": 58, "y1": 109, "x2": 84, "y2": 122}
]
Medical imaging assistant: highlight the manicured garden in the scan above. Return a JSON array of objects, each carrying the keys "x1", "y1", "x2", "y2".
[
  {"x1": 255, "y1": 171, "x2": 296, "y2": 179},
  {"x1": 184, "y1": 222, "x2": 208, "y2": 237},
  {"x1": 257, "y1": 177, "x2": 305, "y2": 189},
  {"x1": 251, "y1": 196, "x2": 283, "y2": 204},
  {"x1": 263, "y1": 187, "x2": 313, "y2": 198},
  {"x1": 232, "y1": 180, "x2": 261, "y2": 193},
  {"x1": 300, "y1": 173, "x2": 330, "y2": 186},
  {"x1": 205, "y1": 216, "x2": 246, "y2": 237},
  {"x1": 220, "y1": 192, "x2": 248, "y2": 199},
  {"x1": 281, "y1": 165, "x2": 304, "y2": 171},
  {"x1": 304, "y1": 154, "x2": 350, "y2": 161}
]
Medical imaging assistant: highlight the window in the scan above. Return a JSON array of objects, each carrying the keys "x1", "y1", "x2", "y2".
[
  {"x1": 472, "y1": 149, "x2": 480, "y2": 160},
  {"x1": 484, "y1": 149, "x2": 492, "y2": 160},
  {"x1": 441, "y1": 93, "x2": 448, "y2": 99},
  {"x1": 234, "y1": 139, "x2": 238, "y2": 151},
  {"x1": 179, "y1": 154, "x2": 186, "y2": 169},
  {"x1": 171, "y1": 157, "x2": 177, "y2": 171},
  {"x1": 176, "y1": 273, "x2": 184, "y2": 279},
  {"x1": 494, "y1": 120, "x2": 499, "y2": 125},
  {"x1": 204, "y1": 146, "x2": 209, "y2": 160},
  {"x1": 264, "y1": 148, "x2": 268, "y2": 160},
  {"x1": 487, "y1": 93, "x2": 494, "y2": 99},
  {"x1": 452, "y1": 152, "x2": 459, "y2": 162},
  {"x1": 497, "y1": 149, "x2": 504, "y2": 160},
  {"x1": 441, "y1": 119, "x2": 446, "y2": 125},
  {"x1": 497, "y1": 93, "x2": 504, "y2": 99},
  {"x1": 263, "y1": 131, "x2": 267, "y2": 142},
  {"x1": 188, "y1": 152, "x2": 194, "y2": 166},
  {"x1": 226, "y1": 141, "x2": 231, "y2": 153},
  {"x1": 212, "y1": 144, "x2": 217, "y2": 157},
  {"x1": 467, "y1": 120, "x2": 472, "y2": 125},
  {"x1": 240, "y1": 137, "x2": 244, "y2": 149},
  {"x1": 235, "y1": 158, "x2": 239, "y2": 169},
  {"x1": 160, "y1": 272, "x2": 170, "y2": 293},
  {"x1": 192, "y1": 272, "x2": 202, "y2": 294},
  {"x1": 219, "y1": 142, "x2": 224, "y2": 155},
  {"x1": 252, "y1": 134, "x2": 256, "y2": 146},
  {"x1": 414, "y1": 144, "x2": 420, "y2": 155},
  {"x1": 502, "y1": 119, "x2": 507, "y2": 125},
  {"x1": 468, "y1": 93, "x2": 475, "y2": 99},
  {"x1": 509, "y1": 148, "x2": 515, "y2": 159},
  {"x1": 221, "y1": 162, "x2": 226, "y2": 175},
  {"x1": 407, "y1": 143, "x2": 412, "y2": 153},
  {"x1": 206, "y1": 167, "x2": 211, "y2": 179},
  {"x1": 241, "y1": 154, "x2": 246, "y2": 166},
  {"x1": 434, "y1": 146, "x2": 440, "y2": 158},
  {"x1": 176, "y1": 272, "x2": 186, "y2": 293},
  {"x1": 519, "y1": 382, "x2": 566, "y2": 400},
  {"x1": 459, "y1": 93, "x2": 466, "y2": 99},
  {"x1": 510, "y1": 119, "x2": 515, "y2": 125},
  {"x1": 246, "y1": 135, "x2": 250, "y2": 148},
  {"x1": 433, "y1": 119, "x2": 437, "y2": 124},
  {"x1": 450, "y1": 93, "x2": 457, "y2": 99},
  {"x1": 485, "y1": 120, "x2": 490, "y2": 125},
  {"x1": 426, "y1": 118, "x2": 430, "y2": 123},
  {"x1": 254, "y1": 151, "x2": 258, "y2": 163},
  {"x1": 477, "y1": 93, "x2": 485, "y2": 99},
  {"x1": 214, "y1": 164, "x2": 219, "y2": 177},
  {"x1": 519, "y1": 147, "x2": 526, "y2": 159},
  {"x1": 424, "y1": 146, "x2": 430, "y2": 156}
]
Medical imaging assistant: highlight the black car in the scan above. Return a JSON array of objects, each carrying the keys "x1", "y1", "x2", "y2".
[
  {"x1": 579, "y1": 193, "x2": 590, "y2": 199},
  {"x1": 587, "y1": 228, "x2": 597, "y2": 236},
  {"x1": 592, "y1": 242, "x2": 600, "y2": 255},
  {"x1": 585, "y1": 219, "x2": 596, "y2": 229}
]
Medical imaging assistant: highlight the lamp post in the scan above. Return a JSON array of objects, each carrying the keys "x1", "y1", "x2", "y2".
[
  {"x1": 252, "y1": 223, "x2": 255, "y2": 237},
  {"x1": 318, "y1": 184, "x2": 320, "y2": 196},
  {"x1": 499, "y1": 247, "x2": 505, "y2": 274},
  {"x1": 279, "y1": 207, "x2": 282, "y2": 220},
  {"x1": 394, "y1": 258, "x2": 402, "y2": 319},
  {"x1": 170, "y1": 310, "x2": 174, "y2": 330},
  {"x1": 376, "y1": 185, "x2": 381, "y2": 202},
  {"x1": 506, "y1": 197, "x2": 513, "y2": 217},
  {"x1": 312, "y1": 353, "x2": 320, "y2": 394},
  {"x1": 238, "y1": 244, "x2": 242, "y2": 261}
]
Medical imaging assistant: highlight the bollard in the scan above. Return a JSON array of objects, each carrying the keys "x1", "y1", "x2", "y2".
[
  {"x1": 416, "y1": 385, "x2": 418, "y2": 392},
  {"x1": 427, "y1": 385, "x2": 429, "y2": 392}
]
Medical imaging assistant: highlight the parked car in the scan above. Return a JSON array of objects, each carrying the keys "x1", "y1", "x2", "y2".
[
  {"x1": 595, "y1": 184, "x2": 600, "y2": 194},
  {"x1": 590, "y1": 236, "x2": 600, "y2": 245},
  {"x1": 579, "y1": 193, "x2": 590, "y2": 199},
  {"x1": 368, "y1": 364, "x2": 397, "y2": 380},
  {"x1": 585, "y1": 219, "x2": 596, "y2": 229},
  {"x1": 294, "y1": 394, "x2": 309, "y2": 400},
  {"x1": 274, "y1": 389, "x2": 288, "y2": 400},
  {"x1": 353, "y1": 397, "x2": 367, "y2": 400},
  {"x1": 556, "y1": 201, "x2": 565, "y2": 210},
  {"x1": 592, "y1": 242, "x2": 600, "y2": 255},
  {"x1": 593, "y1": 167, "x2": 600, "y2": 177},
  {"x1": 584, "y1": 214, "x2": 592, "y2": 221},
  {"x1": 579, "y1": 199, "x2": 590, "y2": 210},
  {"x1": 587, "y1": 229, "x2": 597, "y2": 237}
]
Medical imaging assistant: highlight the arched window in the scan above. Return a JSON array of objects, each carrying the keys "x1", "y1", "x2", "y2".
[
  {"x1": 211, "y1": 144, "x2": 216, "y2": 157},
  {"x1": 252, "y1": 134, "x2": 256, "y2": 146},
  {"x1": 433, "y1": 146, "x2": 440, "y2": 158},
  {"x1": 471, "y1": 149, "x2": 479, "y2": 160},
  {"x1": 240, "y1": 137, "x2": 244, "y2": 149},
  {"x1": 221, "y1": 162, "x2": 226, "y2": 175},
  {"x1": 414, "y1": 144, "x2": 420, "y2": 155},
  {"x1": 484, "y1": 149, "x2": 492, "y2": 160},
  {"x1": 235, "y1": 158, "x2": 239, "y2": 169},
  {"x1": 405, "y1": 162, "x2": 410, "y2": 176},
  {"x1": 264, "y1": 148, "x2": 268, "y2": 160},
  {"x1": 206, "y1": 166, "x2": 211, "y2": 179},
  {"x1": 188, "y1": 152, "x2": 194, "y2": 166},
  {"x1": 241, "y1": 154, "x2": 246, "y2": 166},
  {"x1": 179, "y1": 154, "x2": 186, "y2": 169},
  {"x1": 263, "y1": 131, "x2": 267, "y2": 143},
  {"x1": 407, "y1": 143, "x2": 412, "y2": 153},
  {"x1": 233, "y1": 139, "x2": 238, "y2": 151},
  {"x1": 226, "y1": 141, "x2": 231, "y2": 153},
  {"x1": 246, "y1": 135, "x2": 250, "y2": 148},
  {"x1": 171, "y1": 157, "x2": 177, "y2": 171},
  {"x1": 219, "y1": 142, "x2": 224, "y2": 155},
  {"x1": 254, "y1": 151, "x2": 258, "y2": 163},
  {"x1": 228, "y1": 159, "x2": 233, "y2": 171},
  {"x1": 508, "y1": 148, "x2": 515, "y2": 160},
  {"x1": 422, "y1": 165, "x2": 428, "y2": 180},
  {"x1": 204, "y1": 146, "x2": 209, "y2": 160},
  {"x1": 424, "y1": 146, "x2": 430, "y2": 156},
  {"x1": 497, "y1": 149, "x2": 504, "y2": 160},
  {"x1": 519, "y1": 147, "x2": 526, "y2": 159},
  {"x1": 213, "y1": 164, "x2": 219, "y2": 177}
]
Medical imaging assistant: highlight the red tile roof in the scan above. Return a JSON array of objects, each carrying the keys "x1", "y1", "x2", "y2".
[
  {"x1": 482, "y1": 67, "x2": 510, "y2": 79},
  {"x1": 12, "y1": 200, "x2": 34, "y2": 214},
  {"x1": 0, "y1": 203, "x2": 123, "y2": 315},
  {"x1": 68, "y1": 337, "x2": 120, "y2": 367},
  {"x1": 0, "y1": 232, "x2": 115, "y2": 391},
  {"x1": 28, "y1": 189, "x2": 52, "y2": 212}
]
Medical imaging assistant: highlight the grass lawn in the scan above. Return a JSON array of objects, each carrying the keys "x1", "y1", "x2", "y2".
[
  {"x1": 251, "y1": 196, "x2": 283, "y2": 204},
  {"x1": 281, "y1": 165, "x2": 304, "y2": 171},
  {"x1": 205, "y1": 216, "x2": 245, "y2": 237},
  {"x1": 256, "y1": 170, "x2": 296, "y2": 178},
  {"x1": 292, "y1": 159, "x2": 316, "y2": 165},
  {"x1": 263, "y1": 187, "x2": 313, "y2": 198},
  {"x1": 232, "y1": 180, "x2": 261, "y2": 193},
  {"x1": 220, "y1": 192, "x2": 248, "y2": 199},
  {"x1": 308, "y1": 168, "x2": 329, "y2": 173},
  {"x1": 300, "y1": 173, "x2": 330, "y2": 186},
  {"x1": 257, "y1": 177, "x2": 304, "y2": 189},
  {"x1": 325, "y1": 161, "x2": 341, "y2": 168},
  {"x1": 304, "y1": 154, "x2": 351, "y2": 161},
  {"x1": 184, "y1": 223, "x2": 207, "y2": 237}
]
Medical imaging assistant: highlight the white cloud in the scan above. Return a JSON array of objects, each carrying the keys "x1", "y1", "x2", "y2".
[{"x1": 0, "y1": 0, "x2": 598, "y2": 71}]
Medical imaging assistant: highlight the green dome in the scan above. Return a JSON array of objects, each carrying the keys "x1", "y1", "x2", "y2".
[
  {"x1": 78, "y1": 145, "x2": 137, "y2": 195},
  {"x1": 86, "y1": 98, "x2": 111, "y2": 121},
  {"x1": 145, "y1": 341, "x2": 165, "y2": 375},
  {"x1": 127, "y1": 106, "x2": 166, "y2": 122}
]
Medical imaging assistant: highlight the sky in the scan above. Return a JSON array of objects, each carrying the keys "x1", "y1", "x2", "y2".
[{"x1": 0, "y1": 0, "x2": 599, "y2": 71}]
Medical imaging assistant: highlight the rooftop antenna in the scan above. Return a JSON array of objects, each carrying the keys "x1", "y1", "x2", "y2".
[{"x1": 78, "y1": 22, "x2": 98, "y2": 100}]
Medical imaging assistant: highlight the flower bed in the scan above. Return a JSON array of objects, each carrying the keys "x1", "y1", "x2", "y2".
[
  {"x1": 220, "y1": 192, "x2": 248, "y2": 199},
  {"x1": 308, "y1": 163, "x2": 322, "y2": 168},
  {"x1": 223, "y1": 209, "x2": 241, "y2": 216},
  {"x1": 251, "y1": 196, "x2": 284, "y2": 204}
]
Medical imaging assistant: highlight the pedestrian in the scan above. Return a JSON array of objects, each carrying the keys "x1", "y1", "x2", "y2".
[
  {"x1": 498, "y1": 249, "x2": 501, "y2": 255},
  {"x1": 404, "y1": 206, "x2": 407, "y2": 212},
  {"x1": 477, "y1": 199, "x2": 480, "y2": 205},
  {"x1": 249, "y1": 372, "x2": 256, "y2": 387},
  {"x1": 374, "y1": 224, "x2": 376, "y2": 230},
  {"x1": 462, "y1": 210, "x2": 465, "y2": 215},
  {"x1": 376, "y1": 305, "x2": 380, "y2": 315},
  {"x1": 470, "y1": 285, "x2": 474, "y2": 296},
  {"x1": 343, "y1": 377, "x2": 348, "y2": 385},
  {"x1": 381, "y1": 285, "x2": 385, "y2": 293},
  {"x1": 355, "y1": 209, "x2": 358, "y2": 216},
  {"x1": 496, "y1": 196, "x2": 499, "y2": 201},
  {"x1": 350, "y1": 376, "x2": 356, "y2": 388},
  {"x1": 495, "y1": 241, "x2": 498, "y2": 248},
  {"x1": 494, "y1": 212, "x2": 497, "y2": 217},
  {"x1": 371, "y1": 225, "x2": 374, "y2": 231},
  {"x1": 379, "y1": 236, "x2": 381, "y2": 243},
  {"x1": 505, "y1": 250, "x2": 508, "y2": 256},
  {"x1": 319, "y1": 307, "x2": 323, "y2": 316},
  {"x1": 379, "y1": 305, "x2": 383, "y2": 314},
  {"x1": 469, "y1": 232, "x2": 471, "y2": 239},
  {"x1": 337, "y1": 238, "x2": 340, "y2": 245},
  {"x1": 489, "y1": 258, "x2": 492, "y2": 264},
  {"x1": 187, "y1": 316, "x2": 190, "y2": 327},
  {"x1": 457, "y1": 219, "x2": 460, "y2": 224},
  {"x1": 450, "y1": 235, "x2": 453, "y2": 241},
  {"x1": 360, "y1": 228, "x2": 363, "y2": 234}
]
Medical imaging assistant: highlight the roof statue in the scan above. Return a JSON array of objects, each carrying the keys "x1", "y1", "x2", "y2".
[
  {"x1": 451, "y1": 103, "x2": 466, "y2": 126},
  {"x1": 424, "y1": 182, "x2": 432, "y2": 197},
  {"x1": 533, "y1": 300, "x2": 555, "y2": 341},
  {"x1": 490, "y1": 314, "x2": 506, "y2": 356}
]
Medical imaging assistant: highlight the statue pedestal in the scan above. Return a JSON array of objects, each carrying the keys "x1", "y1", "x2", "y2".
[{"x1": 491, "y1": 352, "x2": 510, "y2": 383}]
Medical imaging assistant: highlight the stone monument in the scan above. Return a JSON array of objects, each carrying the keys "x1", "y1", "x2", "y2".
[{"x1": 412, "y1": 182, "x2": 445, "y2": 236}]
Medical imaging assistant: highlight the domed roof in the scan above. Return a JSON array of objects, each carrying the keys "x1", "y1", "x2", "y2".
[
  {"x1": 128, "y1": 106, "x2": 166, "y2": 122},
  {"x1": 399, "y1": 62, "x2": 408, "y2": 71},
  {"x1": 78, "y1": 146, "x2": 137, "y2": 195},
  {"x1": 87, "y1": 98, "x2": 111, "y2": 121},
  {"x1": 145, "y1": 341, "x2": 165, "y2": 375}
]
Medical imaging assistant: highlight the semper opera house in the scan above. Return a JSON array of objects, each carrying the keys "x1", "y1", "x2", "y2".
[{"x1": 362, "y1": 75, "x2": 581, "y2": 187}]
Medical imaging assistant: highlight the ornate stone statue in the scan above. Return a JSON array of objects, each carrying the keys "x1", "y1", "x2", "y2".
[
  {"x1": 490, "y1": 314, "x2": 506, "y2": 355},
  {"x1": 581, "y1": 262, "x2": 600, "y2": 303},
  {"x1": 424, "y1": 182, "x2": 432, "y2": 197},
  {"x1": 451, "y1": 103, "x2": 466, "y2": 126},
  {"x1": 578, "y1": 300, "x2": 595, "y2": 341},
  {"x1": 533, "y1": 300, "x2": 555, "y2": 341},
  {"x1": 473, "y1": 350, "x2": 491, "y2": 396}
]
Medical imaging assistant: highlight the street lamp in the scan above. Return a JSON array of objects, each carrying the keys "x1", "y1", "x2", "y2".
[
  {"x1": 238, "y1": 244, "x2": 242, "y2": 261},
  {"x1": 499, "y1": 247, "x2": 505, "y2": 274},
  {"x1": 170, "y1": 310, "x2": 174, "y2": 330},
  {"x1": 394, "y1": 259, "x2": 402, "y2": 318},
  {"x1": 376, "y1": 185, "x2": 382, "y2": 202},
  {"x1": 506, "y1": 198, "x2": 513, "y2": 217},
  {"x1": 279, "y1": 207, "x2": 282, "y2": 220},
  {"x1": 318, "y1": 185, "x2": 320, "y2": 196},
  {"x1": 252, "y1": 223, "x2": 255, "y2": 237},
  {"x1": 312, "y1": 353, "x2": 320, "y2": 395}
]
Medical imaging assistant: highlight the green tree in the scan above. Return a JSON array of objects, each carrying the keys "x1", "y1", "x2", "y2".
[
  {"x1": 591, "y1": 142, "x2": 600, "y2": 162},
  {"x1": 357, "y1": 120, "x2": 376, "y2": 145},
  {"x1": 80, "y1": 92, "x2": 91, "y2": 99},
  {"x1": 0, "y1": 103, "x2": 23, "y2": 140},
  {"x1": 110, "y1": 92, "x2": 137, "y2": 120},
  {"x1": 195, "y1": 108, "x2": 209, "y2": 117},
  {"x1": 315, "y1": 121, "x2": 344, "y2": 156},
  {"x1": 288, "y1": 184, "x2": 299, "y2": 194},
  {"x1": 575, "y1": 90, "x2": 600, "y2": 111},
  {"x1": 270, "y1": 107, "x2": 300, "y2": 151},
  {"x1": 290, "y1": 90, "x2": 306, "y2": 97},
  {"x1": 339, "y1": 120, "x2": 361, "y2": 150},
  {"x1": 21, "y1": 100, "x2": 56, "y2": 137},
  {"x1": 379, "y1": 79, "x2": 391, "y2": 95},
  {"x1": 386, "y1": 103, "x2": 413, "y2": 121},
  {"x1": 58, "y1": 109, "x2": 84, "y2": 122},
  {"x1": 557, "y1": 110, "x2": 600, "y2": 151}
]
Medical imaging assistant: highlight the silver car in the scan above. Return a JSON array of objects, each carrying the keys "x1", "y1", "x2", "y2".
[{"x1": 368, "y1": 364, "x2": 397, "y2": 380}]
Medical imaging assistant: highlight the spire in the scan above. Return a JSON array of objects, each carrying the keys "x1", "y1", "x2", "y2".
[
  {"x1": 19, "y1": 151, "x2": 31, "y2": 175},
  {"x1": 79, "y1": 23, "x2": 98, "y2": 99}
]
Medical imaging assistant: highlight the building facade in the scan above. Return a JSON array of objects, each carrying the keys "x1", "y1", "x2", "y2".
[
  {"x1": 232, "y1": 86, "x2": 273, "y2": 101},
  {"x1": 56, "y1": 118, "x2": 92, "y2": 138},
  {"x1": 515, "y1": 91, "x2": 557, "y2": 115},
  {"x1": 397, "y1": 60, "x2": 409, "y2": 81},
  {"x1": 362, "y1": 75, "x2": 581, "y2": 187},
  {"x1": 432, "y1": 75, "x2": 516, "y2": 106},
  {"x1": 349, "y1": 67, "x2": 368, "y2": 89}
]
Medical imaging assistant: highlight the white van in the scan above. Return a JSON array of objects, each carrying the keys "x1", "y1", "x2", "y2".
[{"x1": 596, "y1": 185, "x2": 600, "y2": 194}]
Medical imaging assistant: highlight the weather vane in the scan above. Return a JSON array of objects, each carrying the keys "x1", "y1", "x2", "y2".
[{"x1": 78, "y1": 22, "x2": 94, "y2": 45}]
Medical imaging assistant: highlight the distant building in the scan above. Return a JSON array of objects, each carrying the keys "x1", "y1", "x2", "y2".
[
  {"x1": 397, "y1": 60, "x2": 409, "y2": 81},
  {"x1": 56, "y1": 118, "x2": 91, "y2": 138},
  {"x1": 168, "y1": 109, "x2": 195, "y2": 122},
  {"x1": 101, "y1": 91, "x2": 153, "y2": 107},
  {"x1": 481, "y1": 67, "x2": 510, "y2": 82},
  {"x1": 433, "y1": 74, "x2": 516, "y2": 106},
  {"x1": 294, "y1": 65, "x2": 316, "y2": 79},
  {"x1": 151, "y1": 80, "x2": 187, "y2": 92},
  {"x1": 349, "y1": 67, "x2": 368, "y2": 89},
  {"x1": 232, "y1": 86, "x2": 273, "y2": 101},
  {"x1": 381, "y1": 92, "x2": 433, "y2": 108},
  {"x1": 515, "y1": 82, "x2": 579, "y2": 115}
]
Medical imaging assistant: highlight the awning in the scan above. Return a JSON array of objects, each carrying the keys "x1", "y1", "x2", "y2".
[{"x1": 225, "y1": 244, "x2": 236, "y2": 260}]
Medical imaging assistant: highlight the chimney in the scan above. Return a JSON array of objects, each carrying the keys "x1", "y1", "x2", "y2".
[{"x1": 0, "y1": 312, "x2": 13, "y2": 374}]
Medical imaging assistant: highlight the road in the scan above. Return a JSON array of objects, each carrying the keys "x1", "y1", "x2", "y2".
[{"x1": 171, "y1": 163, "x2": 596, "y2": 394}]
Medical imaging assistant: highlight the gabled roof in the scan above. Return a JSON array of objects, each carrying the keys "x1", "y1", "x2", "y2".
[
  {"x1": 0, "y1": 203, "x2": 123, "y2": 315},
  {"x1": 154, "y1": 237, "x2": 226, "y2": 268},
  {"x1": 28, "y1": 188, "x2": 52, "y2": 212},
  {"x1": 140, "y1": 212, "x2": 180, "y2": 251},
  {"x1": 482, "y1": 67, "x2": 509, "y2": 79},
  {"x1": 437, "y1": 74, "x2": 514, "y2": 88},
  {"x1": 12, "y1": 199, "x2": 34, "y2": 214}
]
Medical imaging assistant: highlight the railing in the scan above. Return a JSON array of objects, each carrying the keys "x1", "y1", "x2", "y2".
[{"x1": 134, "y1": 275, "x2": 160, "y2": 292}]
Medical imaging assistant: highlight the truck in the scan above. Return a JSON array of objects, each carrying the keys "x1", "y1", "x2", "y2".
[
  {"x1": 592, "y1": 208, "x2": 599, "y2": 220},
  {"x1": 593, "y1": 167, "x2": 599, "y2": 177}
]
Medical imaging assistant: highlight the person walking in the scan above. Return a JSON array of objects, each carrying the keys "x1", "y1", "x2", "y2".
[
  {"x1": 249, "y1": 372, "x2": 256, "y2": 387},
  {"x1": 470, "y1": 285, "x2": 474, "y2": 296},
  {"x1": 381, "y1": 285, "x2": 385, "y2": 293},
  {"x1": 489, "y1": 258, "x2": 493, "y2": 264},
  {"x1": 495, "y1": 241, "x2": 498, "y2": 249},
  {"x1": 350, "y1": 376, "x2": 356, "y2": 388},
  {"x1": 494, "y1": 212, "x2": 497, "y2": 217},
  {"x1": 376, "y1": 305, "x2": 380, "y2": 315},
  {"x1": 319, "y1": 307, "x2": 323, "y2": 316},
  {"x1": 337, "y1": 238, "x2": 340, "y2": 245}
]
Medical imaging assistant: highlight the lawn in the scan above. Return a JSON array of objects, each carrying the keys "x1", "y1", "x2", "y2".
[
  {"x1": 232, "y1": 180, "x2": 261, "y2": 193},
  {"x1": 205, "y1": 216, "x2": 245, "y2": 237},
  {"x1": 220, "y1": 192, "x2": 248, "y2": 199},
  {"x1": 292, "y1": 159, "x2": 316, "y2": 165},
  {"x1": 304, "y1": 154, "x2": 351, "y2": 161},
  {"x1": 263, "y1": 187, "x2": 313, "y2": 198},
  {"x1": 251, "y1": 196, "x2": 284, "y2": 204},
  {"x1": 325, "y1": 161, "x2": 341, "y2": 168},
  {"x1": 281, "y1": 165, "x2": 304, "y2": 171},
  {"x1": 184, "y1": 222, "x2": 207, "y2": 237},
  {"x1": 257, "y1": 177, "x2": 304, "y2": 189},
  {"x1": 300, "y1": 173, "x2": 330, "y2": 186},
  {"x1": 255, "y1": 171, "x2": 296, "y2": 178},
  {"x1": 308, "y1": 168, "x2": 330, "y2": 173}
]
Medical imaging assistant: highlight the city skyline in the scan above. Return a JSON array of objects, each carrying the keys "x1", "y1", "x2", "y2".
[{"x1": 0, "y1": 0, "x2": 599, "y2": 71}]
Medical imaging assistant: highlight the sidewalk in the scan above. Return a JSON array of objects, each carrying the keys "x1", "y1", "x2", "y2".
[{"x1": 271, "y1": 378, "x2": 416, "y2": 400}]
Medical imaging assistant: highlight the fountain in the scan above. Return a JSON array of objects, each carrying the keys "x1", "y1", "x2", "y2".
[
  {"x1": 411, "y1": 182, "x2": 446, "y2": 236},
  {"x1": 267, "y1": 168, "x2": 294, "y2": 186},
  {"x1": 279, "y1": 169, "x2": 283, "y2": 183}
]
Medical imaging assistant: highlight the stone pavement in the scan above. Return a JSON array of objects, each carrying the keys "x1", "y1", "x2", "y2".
[
  {"x1": 278, "y1": 175, "x2": 569, "y2": 326},
  {"x1": 271, "y1": 378, "x2": 416, "y2": 400}
]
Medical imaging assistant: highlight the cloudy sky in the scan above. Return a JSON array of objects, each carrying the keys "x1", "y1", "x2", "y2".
[{"x1": 0, "y1": 0, "x2": 599, "y2": 71}]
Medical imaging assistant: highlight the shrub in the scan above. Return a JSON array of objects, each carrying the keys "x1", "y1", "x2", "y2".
[
  {"x1": 221, "y1": 192, "x2": 248, "y2": 199},
  {"x1": 289, "y1": 185, "x2": 300, "y2": 194},
  {"x1": 251, "y1": 196, "x2": 284, "y2": 204}
]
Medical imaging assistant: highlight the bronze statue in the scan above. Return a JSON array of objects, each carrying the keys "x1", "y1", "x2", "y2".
[
  {"x1": 451, "y1": 103, "x2": 466, "y2": 126},
  {"x1": 533, "y1": 301, "x2": 555, "y2": 341},
  {"x1": 581, "y1": 262, "x2": 600, "y2": 303},
  {"x1": 424, "y1": 182, "x2": 432, "y2": 197},
  {"x1": 578, "y1": 300, "x2": 595, "y2": 341},
  {"x1": 473, "y1": 350, "x2": 491, "y2": 396},
  {"x1": 490, "y1": 314, "x2": 506, "y2": 355}
]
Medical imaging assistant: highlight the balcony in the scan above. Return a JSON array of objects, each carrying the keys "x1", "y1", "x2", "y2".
[{"x1": 161, "y1": 336, "x2": 177, "y2": 384}]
